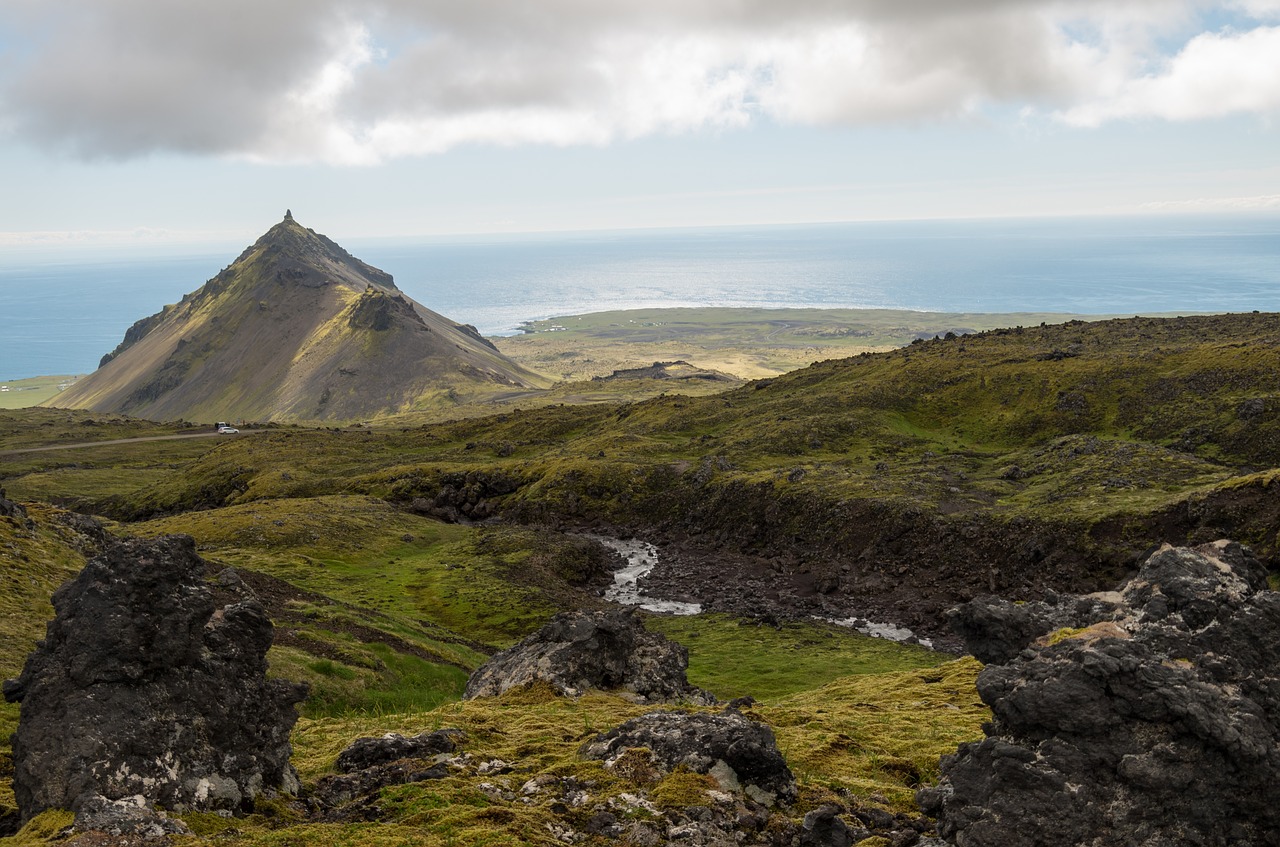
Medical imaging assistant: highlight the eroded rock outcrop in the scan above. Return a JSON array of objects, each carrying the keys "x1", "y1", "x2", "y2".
[
  {"x1": 946, "y1": 586, "x2": 1124, "y2": 665},
  {"x1": 464, "y1": 609, "x2": 715, "y2": 704},
  {"x1": 3, "y1": 535, "x2": 308, "y2": 823},
  {"x1": 312, "y1": 730, "x2": 464, "y2": 820},
  {"x1": 581, "y1": 709, "x2": 797, "y2": 806},
  {"x1": 72, "y1": 794, "x2": 193, "y2": 840},
  {"x1": 334, "y1": 729, "x2": 463, "y2": 773},
  {"x1": 920, "y1": 540, "x2": 1280, "y2": 847},
  {"x1": 0, "y1": 490, "x2": 31, "y2": 528}
]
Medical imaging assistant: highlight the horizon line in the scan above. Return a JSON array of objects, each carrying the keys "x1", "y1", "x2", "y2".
[{"x1": 2, "y1": 204, "x2": 1278, "y2": 251}]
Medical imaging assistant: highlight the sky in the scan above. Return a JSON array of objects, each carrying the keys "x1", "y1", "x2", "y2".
[{"x1": 2, "y1": 0, "x2": 1279, "y2": 246}]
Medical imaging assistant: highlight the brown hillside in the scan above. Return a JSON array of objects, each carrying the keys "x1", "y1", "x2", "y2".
[{"x1": 45, "y1": 213, "x2": 550, "y2": 422}]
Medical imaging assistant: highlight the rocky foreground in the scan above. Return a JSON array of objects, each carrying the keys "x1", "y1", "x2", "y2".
[
  {"x1": 924, "y1": 540, "x2": 1280, "y2": 846},
  {"x1": 4, "y1": 532, "x2": 1279, "y2": 845}
]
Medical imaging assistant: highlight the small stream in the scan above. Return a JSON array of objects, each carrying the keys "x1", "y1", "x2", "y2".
[
  {"x1": 820, "y1": 615, "x2": 933, "y2": 649},
  {"x1": 592, "y1": 534, "x2": 933, "y2": 648},
  {"x1": 591, "y1": 536, "x2": 702, "y2": 615}
]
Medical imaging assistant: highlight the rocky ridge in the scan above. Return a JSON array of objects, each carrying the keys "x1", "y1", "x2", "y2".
[
  {"x1": 592, "y1": 361, "x2": 741, "y2": 384},
  {"x1": 312, "y1": 730, "x2": 464, "y2": 820},
  {"x1": 580, "y1": 709, "x2": 798, "y2": 806},
  {"x1": 308, "y1": 714, "x2": 929, "y2": 846}
]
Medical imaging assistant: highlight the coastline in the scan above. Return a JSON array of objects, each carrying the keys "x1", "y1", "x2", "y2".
[{"x1": 7, "y1": 306, "x2": 1230, "y2": 406}]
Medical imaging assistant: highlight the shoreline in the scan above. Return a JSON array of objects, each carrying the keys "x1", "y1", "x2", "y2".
[{"x1": 6, "y1": 305, "x2": 1239, "y2": 403}]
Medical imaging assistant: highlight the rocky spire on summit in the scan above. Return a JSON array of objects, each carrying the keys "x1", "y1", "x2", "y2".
[{"x1": 284, "y1": 209, "x2": 293, "y2": 221}]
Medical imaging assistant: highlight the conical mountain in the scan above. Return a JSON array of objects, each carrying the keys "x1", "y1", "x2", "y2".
[{"x1": 46, "y1": 213, "x2": 550, "y2": 422}]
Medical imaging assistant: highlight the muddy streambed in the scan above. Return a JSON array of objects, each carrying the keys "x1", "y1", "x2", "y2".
[{"x1": 591, "y1": 534, "x2": 934, "y2": 649}]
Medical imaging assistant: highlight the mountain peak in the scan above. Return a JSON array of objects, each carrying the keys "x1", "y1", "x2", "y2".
[
  {"x1": 241, "y1": 214, "x2": 396, "y2": 291},
  {"x1": 45, "y1": 216, "x2": 550, "y2": 422}
]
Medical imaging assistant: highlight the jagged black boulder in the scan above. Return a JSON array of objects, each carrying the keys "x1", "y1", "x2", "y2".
[
  {"x1": 920, "y1": 541, "x2": 1280, "y2": 847},
  {"x1": 3, "y1": 535, "x2": 308, "y2": 822},
  {"x1": 947, "y1": 587, "x2": 1124, "y2": 664},
  {"x1": 800, "y1": 805, "x2": 856, "y2": 847},
  {"x1": 313, "y1": 760, "x2": 451, "y2": 821},
  {"x1": 580, "y1": 709, "x2": 797, "y2": 805},
  {"x1": 464, "y1": 609, "x2": 714, "y2": 704}
]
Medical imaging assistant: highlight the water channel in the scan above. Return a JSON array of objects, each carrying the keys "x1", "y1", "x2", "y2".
[{"x1": 592, "y1": 534, "x2": 933, "y2": 648}]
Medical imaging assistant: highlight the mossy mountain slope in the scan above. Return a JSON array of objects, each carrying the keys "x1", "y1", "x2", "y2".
[
  {"x1": 44, "y1": 214, "x2": 549, "y2": 423},
  {"x1": 54, "y1": 313, "x2": 1276, "y2": 636}
]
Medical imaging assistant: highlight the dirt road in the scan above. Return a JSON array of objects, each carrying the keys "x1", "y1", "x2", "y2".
[{"x1": 0, "y1": 430, "x2": 259, "y2": 456}]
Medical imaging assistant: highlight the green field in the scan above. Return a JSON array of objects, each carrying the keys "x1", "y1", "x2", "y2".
[{"x1": 0, "y1": 375, "x2": 83, "y2": 409}]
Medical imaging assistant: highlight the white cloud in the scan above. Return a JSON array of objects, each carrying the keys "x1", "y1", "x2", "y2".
[
  {"x1": 1058, "y1": 25, "x2": 1280, "y2": 125},
  {"x1": 753, "y1": 10, "x2": 1105, "y2": 126},
  {"x1": 0, "y1": 0, "x2": 1276, "y2": 164},
  {"x1": 1228, "y1": 0, "x2": 1280, "y2": 19}
]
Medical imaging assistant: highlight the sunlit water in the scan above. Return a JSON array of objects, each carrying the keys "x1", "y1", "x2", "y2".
[{"x1": 2, "y1": 214, "x2": 1277, "y2": 380}]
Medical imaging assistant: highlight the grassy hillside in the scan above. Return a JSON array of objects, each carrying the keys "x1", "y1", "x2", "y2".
[
  {"x1": 4, "y1": 311, "x2": 1278, "y2": 843},
  {"x1": 14, "y1": 313, "x2": 1272, "y2": 630},
  {"x1": 0, "y1": 494, "x2": 983, "y2": 844}
]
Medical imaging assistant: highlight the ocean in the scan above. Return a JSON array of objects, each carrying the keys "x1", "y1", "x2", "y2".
[{"x1": 1, "y1": 214, "x2": 1277, "y2": 381}]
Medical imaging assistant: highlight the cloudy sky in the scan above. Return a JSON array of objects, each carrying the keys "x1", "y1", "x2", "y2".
[{"x1": 2, "y1": 0, "x2": 1279, "y2": 244}]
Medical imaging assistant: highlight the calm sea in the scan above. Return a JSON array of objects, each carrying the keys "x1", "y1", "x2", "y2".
[{"x1": 1, "y1": 215, "x2": 1277, "y2": 381}]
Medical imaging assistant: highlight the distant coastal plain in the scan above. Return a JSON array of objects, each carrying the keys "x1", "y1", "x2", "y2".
[
  {"x1": 1, "y1": 305, "x2": 1192, "y2": 417},
  {"x1": 494, "y1": 306, "x2": 1161, "y2": 381},
  {"x1": 0, "y1": 375, "x2": 81, "y2": 410}
]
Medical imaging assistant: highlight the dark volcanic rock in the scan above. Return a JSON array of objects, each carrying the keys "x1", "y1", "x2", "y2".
[
  {"x1": 72, "y1": 794, "x2": 192, "y2": 839},
  {"x1": 464, "y1": 609, "x2": 715, "y2": 704},
  {"x1": 346, "y1": 288, "x2": 423, "y2": 332},
  {"x1": 947, "y1": 589, "x2": 1123, "y2": 664},
  {"x1": 800, "y1": 805, "x2": 855, "y2": 846},
  {"x1": 334, "y1": 730, "x2": 462, "y2": 773},
  {"x1": 313, "y1": 761, "x2": 451, "y2": 821},
  {"x1": 3, "y1": 535, "x2": 308, "y2": 822},
  {"x1": 312, "y1": 729, "x2": 463, "y2": 821},
  {"x1": 0, "y1": 491, "x2": 31, "y2": 527},
  {"x1": 581, "y1": 709, "x2": 797, "y2": 805},
  {"x1": 920, "y1": 540, "x2": 1280, "y2": 847},
  {"x1": 52, "y1": 510, "x2": 109, "y2": 555}
]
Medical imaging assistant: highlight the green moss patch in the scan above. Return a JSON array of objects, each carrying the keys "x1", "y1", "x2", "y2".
[
  {"x1": 764, "y1": 658, "x2": 987, "y2": 811},
  {"x1": 646, "y1": 614, "x2": 949, "y2": 701}
]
